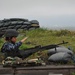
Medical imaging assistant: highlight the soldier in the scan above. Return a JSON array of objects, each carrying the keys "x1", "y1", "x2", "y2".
[{"x1": 1, "y1": 29, "x2": 29, "y2": 59}]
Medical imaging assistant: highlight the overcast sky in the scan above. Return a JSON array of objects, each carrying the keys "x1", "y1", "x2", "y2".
[{"x1": 0, "y1": 0, "x2": 75, "y2": 29}]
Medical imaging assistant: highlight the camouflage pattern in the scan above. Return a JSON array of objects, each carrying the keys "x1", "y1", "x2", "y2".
[
  {"x1": 2, "y1": 56, "x2": 46, "y2": 67},
  {"x1": 1, "y1": 41, "x2": 22, "y2": 52},
  {"x1": 2, "y1": 57, "x2": 23, "y2": 67},
  {"x1": 1, "y1": 41, "x2": 22, "y2": 58}
]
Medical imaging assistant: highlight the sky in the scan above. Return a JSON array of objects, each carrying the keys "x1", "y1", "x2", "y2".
[{"x1": 0, "y1": 0, "x2": 75, "y2": 30}]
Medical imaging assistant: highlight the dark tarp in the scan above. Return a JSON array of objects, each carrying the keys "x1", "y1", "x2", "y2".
[
  {"x1": 47, "y1": 46, "x2": 73, "y2": 56},
  {"x1": 48, "y1": 52, "x2": 72, "y2": 63}
]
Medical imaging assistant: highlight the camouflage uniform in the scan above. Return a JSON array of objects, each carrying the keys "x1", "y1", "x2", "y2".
[
  {"x1": 1, "y1": 41, "x2": 24, "y2": 58},
  {"x1": 1, "y1": 29, "x2": 40, "y2": 59},
  {"x1": 1, "y1": 41, "x2": 40, "y2": 59}
]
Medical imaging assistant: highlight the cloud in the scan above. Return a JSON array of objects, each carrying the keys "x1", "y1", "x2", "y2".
[{"x1": 0, "y1": 0, "x2": 75, "y2": 18}]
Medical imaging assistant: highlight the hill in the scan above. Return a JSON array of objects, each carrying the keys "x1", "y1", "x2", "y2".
[{"x1": 0, "y1": 28, "x2": 75, "y2": 61}]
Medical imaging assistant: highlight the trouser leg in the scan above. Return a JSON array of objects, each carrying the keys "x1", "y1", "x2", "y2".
[{"x1": 19, "y1": 48, "x2": 40, "y2": 59}]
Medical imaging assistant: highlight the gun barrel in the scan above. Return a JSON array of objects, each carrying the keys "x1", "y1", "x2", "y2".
[
  {"x1": 23, "y1": 41, "x2": 68, "y2": 58},
  {"x1": 57, "y1": 41, "x2": 68, "y2": 45},
  {"x1": 25, "y1": 41, "x2": 68, "y2": 51}
]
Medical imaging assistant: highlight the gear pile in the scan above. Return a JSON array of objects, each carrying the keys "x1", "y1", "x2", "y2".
[{"x1": 0, "y1": 18, "x2": 40, "y2": 37}]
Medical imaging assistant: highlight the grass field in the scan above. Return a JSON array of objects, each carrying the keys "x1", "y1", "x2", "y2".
[{"x1": 18, "y1": 28, "x2": 75, "y2": 52}]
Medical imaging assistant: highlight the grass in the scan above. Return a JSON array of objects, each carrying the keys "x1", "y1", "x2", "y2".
[
  {"x1": 72, "y1": 72, "x2": 75, "y2": 75},
  {"x1": 20, "y1": 28, "x2": 75, "y2": 50}
]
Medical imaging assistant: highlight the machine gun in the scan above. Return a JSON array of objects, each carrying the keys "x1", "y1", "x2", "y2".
[
  {"x1": 22, "y1": 41, "x2": 68, "y2": 58},
  {"x1": 2, "y1": 41, "x2": 68, "y2": 67}
]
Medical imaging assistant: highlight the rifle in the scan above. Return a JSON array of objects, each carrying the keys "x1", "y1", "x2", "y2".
[
  {"x1": 24, "y1": 41, "x2": 68, "y2": 50},
  {"x1": 22, "y1": 41, "x2": 68, "y2": 58}
]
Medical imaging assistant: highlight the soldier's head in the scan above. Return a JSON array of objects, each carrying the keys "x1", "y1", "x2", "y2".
[{"x1": 4, "y1": 29, "x2": 19, "y2": 43}]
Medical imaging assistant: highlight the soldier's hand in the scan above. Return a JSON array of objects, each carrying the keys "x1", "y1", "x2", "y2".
[{"x1": 21, "y1": 37, "x2": 28, "y2": 43}]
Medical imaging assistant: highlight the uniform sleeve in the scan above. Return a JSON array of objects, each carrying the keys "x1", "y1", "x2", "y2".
[
  {"x1": 1, "y1": 41, "x2": 22, "y2": 53},
  {"x1": 14, "y1": 41, "x2": 22, "y2": 49}
]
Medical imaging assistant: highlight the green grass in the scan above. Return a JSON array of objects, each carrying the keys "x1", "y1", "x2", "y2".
[
  {"x1": 19, "y1": 28, "x2": 75, "y2": 50},
  {"x1": 71, "y1": 72, "x2": 75, "y2": 75}
]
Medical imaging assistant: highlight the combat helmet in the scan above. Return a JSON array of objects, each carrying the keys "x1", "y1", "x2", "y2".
[{"x1": 4, "y1": 29, "x2": 19, "y2": 37}]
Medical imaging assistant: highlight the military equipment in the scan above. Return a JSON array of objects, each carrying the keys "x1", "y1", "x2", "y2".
[
  {"x1": 19, "y1": 41, "x2": 68, "y2": 59},
  {"x1": 47, "y1": 46, "x2": 73, "y2": 56},
  {"x1": 48, "y1": 52, "x2": 72, "y2": 64},
  {"x1": 2, "y1": 41, "x2": 68, "y2": 67},
  {"x1": 0, "y1": 18, "x2": 40, "y2": 37},
  {"x1": 26, "y1": 41, "x2": 68, "y2": 49},
  {"x1": 4, "y1": 29, "x2": 19, "y2": 37},
  {"x1": 2, "y1": 57, "x2": 23, "y2": 67},
  {"x1": 2, "y1": 56, "x2": 46, "y2": 67},
  {"x1": 47, "y1": 46, "x2": 74, "y2": 64}
]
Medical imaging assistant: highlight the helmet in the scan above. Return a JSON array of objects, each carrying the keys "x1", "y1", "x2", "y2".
[{"x1": 4, "y1": 29, "x2": 19, "y2": 37}]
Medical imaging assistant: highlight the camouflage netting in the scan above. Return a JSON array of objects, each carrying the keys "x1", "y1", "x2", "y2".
[{"x1": 0, "y1": 18, "x2": 40, "y2": 37}]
